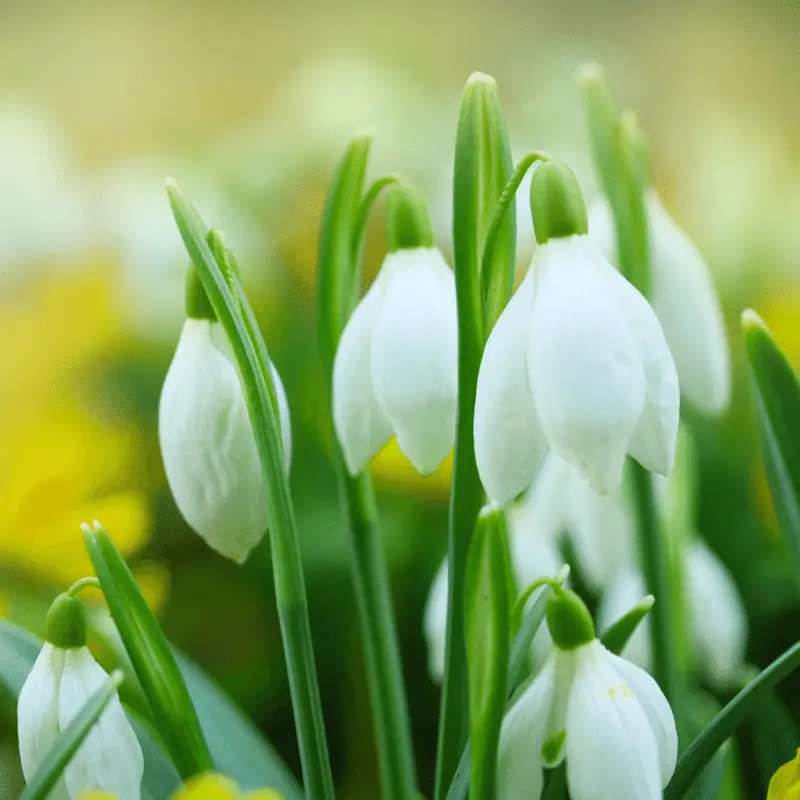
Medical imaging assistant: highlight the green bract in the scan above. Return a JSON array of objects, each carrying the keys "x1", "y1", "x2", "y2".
[
  {"x1": 529, "y1": 161, "x2": 588, "y2": 244},
  {"x1": 545, "y1": 587, "x2": 595, "y2": 650},
  {"x1": 45, "y1": 594, "x2": 87, "y2": 650}
]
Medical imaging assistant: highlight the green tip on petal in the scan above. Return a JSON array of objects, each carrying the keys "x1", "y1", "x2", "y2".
[
  {"x1": 185, "y1": 265, "x2": 216, "y2": 321},
  {"x1": 546, "y1": 586, "x2": 595, "y2": 650},
  {"x1": 530, "y1": 161, "x2": 588, "y2": 244},
  {"x1": 46, "y1": 593, "x2": 87, "y2": 649},
  {"x1": 385, "y1": 184, "x2": 435, "y2": 252}
]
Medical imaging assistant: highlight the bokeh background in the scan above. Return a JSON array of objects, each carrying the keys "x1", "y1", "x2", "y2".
[{"x1": 1, "y1": 1, "x2": 799, "y2": 797}]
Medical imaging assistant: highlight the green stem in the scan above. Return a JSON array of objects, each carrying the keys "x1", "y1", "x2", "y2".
[
  {"x1": 66, "y1": 577, "x2": 101, "y2": 597},
  {"x1": 665, "y1": 639, "x2": 800, "y2": 799},
  {"x1": 168, "y1": 183, "x2": 334, "y2": 799},
  {"x1": 338, "y1": 467, "x2": 417, "y2": 799},
  {"x1": 629, "y1": 461, "x2": 681, "y2": 713}
]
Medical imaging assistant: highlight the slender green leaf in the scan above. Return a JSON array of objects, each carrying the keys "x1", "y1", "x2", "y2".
[
  {"x1": 446, "y1": 577, "x2": 559, "y2": 800},
  {"x1": 599, "y1": 595, "x2": 654, "y2": 655},
  {"x1": 351, "y1": 174, "x2": 401, "y2": 268},
  {"x1": 436, "y1": 71, "x2": 503, "y2": 800},
  {"x1": 20, "y1": 671, "x2": 123, "y2": 800},
  {"x1": 665, "y1": 639, "x2": 800, "y2": 799},
  {"x1": 0, "y1": 620, "x2": 181, "y2": 800},
  {"x1": 83, "y1": 525, "x2": 213, "y2": 778},
  {"x1": 465, "y1": 508, "x2": 512, "y2": 800},
  {"x1": 317, "y1": 135, "x2": 371, "y2": 373},
  {"x1": 168, "y1": 180, "x2": 335, "y2": 798},
  {"x1": 742, "y1": 310, "x2": 800, "y2": 593}
]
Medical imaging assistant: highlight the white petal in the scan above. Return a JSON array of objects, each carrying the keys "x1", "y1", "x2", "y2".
[
  {"x1": 566, "y1": 641, "x2": 662, "y2": 800},
  {"x1": 597, "y1": 566, "x2": 652, "y2": 672},
  {"x1": 648, "y1": 193, "x2": 731, "y2": 416},
  {"x1": 370, "y1": 248, "x2": 458, "y2": 475},
  {"x1": 525, "y1": 455, "x2": 634, "y2": 590},
  {"x1": 474, "y1": 267, "x2": 547, "y2": 506},
  {"x1": 17, "y1": 644, "x2": 69, "y2": 800},
  {"x1": 332, "y1": 264, "x2": 394, "y2": 473},
  {"x1": 210, "y1": 323, "x2": 292, "y2": 470},
  {"x1": 528, "y1": 237, "x2": 646, "y2": 494},
  {"x1": 58, "y1": 648, "x2": 143, "y2": 800},
  {"x1": 604, "y1": 649, "x2": 678, "y2": 785},
  {"x1": 685, "y1": 541, "x2": 747, "y2": 688},
  {"x1": 496, "y1": 657, "x2": 554, "y2": 800},
  {"x1": 543, "y1": 649, "x2": 577, "y2": 767},
  {"x1": 594, "y1": 251, "x2": 680, "y2": 476},
  {"x1": 422, "y1": 560, "x2": 449, "y2": 683},
  {"x1": 159, "y1": 319, "x2": 268, "y2": 562}
]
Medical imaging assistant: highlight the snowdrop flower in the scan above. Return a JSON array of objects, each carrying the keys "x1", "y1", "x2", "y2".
[
  {"x1": 598, "y1": 540, "x2": 747, "y2": 688},
  {"x1": 423, "y1": 517, "x2": 561, "y2": 682},
  {"x1": 18, "y1": 593, "x2": 143, "y2": 800},
  {"x1": 475, "y1": 161, "x2": 679, "y2": 505},
  {"x1": 589, "y1": 191, "x2": 730, "y2": 416},
  {"x1": 333, "y1": 187, "x2": 457, "y2": 476},
  {"x1": 159, "y1": 272, "x2": 291, "y2": 563},
  {"x1": 497, "y1": 586, "x2": 677, "y2": 800},
  {"x1": 512, "y1": 454, "x2": 634, "y2": 591}
]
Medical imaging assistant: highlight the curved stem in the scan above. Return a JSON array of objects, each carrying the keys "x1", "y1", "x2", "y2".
[
  {"x1": 480, "y1": 150, "x2": 550, "y2": 286},
  {"x1": 339, "y1": 469, "x2": 417, "y2": 799},
  {"x1": 67, "y1": 577, "x2": 101, "y2": 597},
  {"x1": 665, "y1": 639, "x2": 800, "y2": 799},
  {"x1": 630, "y1": 462, "x2": 681, "y2": 712}
]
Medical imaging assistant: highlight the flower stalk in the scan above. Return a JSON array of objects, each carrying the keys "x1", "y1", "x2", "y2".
[
  {"x1": 435, "y1": 71, "x2": 515, "y2": 800},
  {"x1": 167, "y1": 182, "x2": 335, "y2": 799},
  {"x1": 317, "y1": 137, "x2": 417, "y2": 800}
]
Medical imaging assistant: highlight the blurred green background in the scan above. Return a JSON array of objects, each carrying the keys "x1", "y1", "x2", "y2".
[{"x1": 1, "y1": 0, "x2": 800, "y2": 796}]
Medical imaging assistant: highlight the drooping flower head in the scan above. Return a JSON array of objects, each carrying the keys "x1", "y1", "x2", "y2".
[
  {"x1": 475, "y1": 161, "x2": 679, "y2": 505},
  {"x1": 18, "y1": 592, "x2": 143, "y2": 800},
  {"x1": 158, "y1": 265, "x2": 291, "y2": 563},
  {"x1": 333, "y1": 184, "x2": 458, "y2": 476},
  {"x1": 497, "y1": 586, "x2": 677, "y2": 800}
]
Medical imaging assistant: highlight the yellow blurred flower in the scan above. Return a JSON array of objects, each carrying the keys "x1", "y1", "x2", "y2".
[
  {"x1": 79, "y1": 772, "x2": 283, "y2": 800},
  {"x1": 0, "y1": 411, "x2": 150, "y2": 588},
  {"x1": 768, "y1": 749, "x2": 800, "y2": 799},
  {"x1": 370, "y1": 438, "x2": 452, "y2": 500}
]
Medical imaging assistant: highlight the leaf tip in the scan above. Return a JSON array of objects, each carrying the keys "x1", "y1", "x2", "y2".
[
  {"x1": 466, "y1": 71, "x2": 496, "y2": 88},
  {"x1": 741, "y1": 308, "x2": 766, "y2": 333}
]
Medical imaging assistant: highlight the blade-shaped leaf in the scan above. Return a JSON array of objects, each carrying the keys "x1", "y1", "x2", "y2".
[
  {"x1": 742, "y1": 310, "x2": 800, "y2": 593},
  {"x1": 0, "y1": 620, "x2": 181, "y2": 799},
  {"x1": 20, "y1": 671, "x2": 123, "y2": 800},
  {"x1": 83, "y1": 524, "x2": 213, "y2": 778}
]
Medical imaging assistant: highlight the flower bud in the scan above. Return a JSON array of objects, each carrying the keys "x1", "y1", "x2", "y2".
[
  {"x1": 546, "y1": 587, "x2": 595, "y2": 650},
  {"x1": 18, "y1": 596, "x2": 144, "y2": 799},
  {"x1": 159, "y1": 313, "x2": 291, "y2": 563},
  {"x1": 529, "y1": 161, "x2": 589, "y2": 244}
]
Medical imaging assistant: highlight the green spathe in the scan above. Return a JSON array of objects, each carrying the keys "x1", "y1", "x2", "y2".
[
  {"x1": 185, "y1": 266, "x2": 216, "y2": 321},
  {"x1": 546, "y1": 587, "x2": 595, "y2": 650},
  {"x1": 530, "y1": 162, "x2": 588, "y2": 244},
  {"x1": 46, "y1": 594, "x2": 87, "y2": 650},
  {"x1": 385, "y1": 184, "x2": 434, "y2": 252}
]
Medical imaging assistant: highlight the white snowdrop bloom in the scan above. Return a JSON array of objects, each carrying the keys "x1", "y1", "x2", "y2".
[
  {"x1": 423, "y1": 518, "x2": 560, "y2": 682},
  {"x1": 589, "y1": 192, "x2": 730, "y2": 416},
  {"x1": 18, "y1": 596, "x2": 143, "y2": 800},
  {"x1": 159, "y1": 316, "x2": 291, "y2": 563},
  {"x1": 333, "y1": 246, "x2": 457, "y2": 476},
  {"x1": 598, "y1": 541, "x2": 747, "y2": 688},
  {"x1": 475, "y1": 163, "x2": 679, "y2": 505},
  {"x1": 684, "y1": 541, "x2": 747, "y2": 688},
  {"x1": 498, "y1": 589, "x2": 677, "y2": 800},
  {"x1": 513, "y1": 454, "x2": 634, "y2": 591}
]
